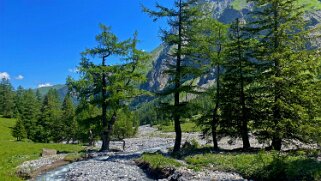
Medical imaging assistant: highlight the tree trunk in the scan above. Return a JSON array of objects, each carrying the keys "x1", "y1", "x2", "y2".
[
  {"x1": 211, "y1": 28, "x2": 223, "y2": 151},
  {"x1": 271, "y1": 3, "x2": 282, "y2": 151},
  {"x1": 173, "y1": 111, "x2": 182, "y2": 152},
  {"x1": 212, "y1": 65, "x2": 220, "y2": 151},
  {"x1": 237, "y1": 18, "x2": 251, "y2": 150},
  {"x1": 272, "y1": 137, "x2": 282, "y2": 150},
  {"x1": 173, "y1": 0, "x2": 183, "y2": 153},
  {"x1": 211, "y1": 116, "x2": 218, "y2": 150},
  {"x1": 100, "y1": 56, "x2": 108, "y2": 152}
]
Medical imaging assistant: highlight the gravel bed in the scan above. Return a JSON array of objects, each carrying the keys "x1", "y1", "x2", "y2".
[
  {"x1": 31, "y1": 124, "x2": 319, "y2": 181},
  {"x1": 17, "y1": 154, "x2": 66, "y2": 178}
]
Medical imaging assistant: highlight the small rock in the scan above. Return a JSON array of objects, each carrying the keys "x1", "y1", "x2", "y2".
[{"x1": 42, "y1": 148, "x2": 57, "y2": 157}]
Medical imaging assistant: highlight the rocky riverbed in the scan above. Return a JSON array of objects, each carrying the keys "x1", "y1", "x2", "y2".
[
  {"x1": 21, "y1": 125, "x2": 319, "y2": 181},
  {"x1": 29, "y1": 125, "x2": 249, "y2": 181}
]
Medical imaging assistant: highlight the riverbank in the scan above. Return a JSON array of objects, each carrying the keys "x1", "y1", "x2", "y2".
[{"x1": 20, "y1": 124, "x2": 321, "y2": 181}]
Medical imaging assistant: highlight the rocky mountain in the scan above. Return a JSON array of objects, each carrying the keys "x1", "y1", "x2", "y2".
[{"x1": 143, "y1": 0, "x2": 321, "y2": 92}]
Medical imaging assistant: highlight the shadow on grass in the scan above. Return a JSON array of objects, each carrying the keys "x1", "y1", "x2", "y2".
[
  {"x1": 174, "y1": 146, "x2": 262, "y2": 159},
  {"x1": 253, "y1": 155, "x2": 321, "y2": 181}
]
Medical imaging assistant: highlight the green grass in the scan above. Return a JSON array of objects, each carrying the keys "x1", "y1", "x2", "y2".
[
  {"x1": 297, "y1": 0, "x2": 321, "y2": 11},
  {"x1": 185, "y1": 152, "x2": 321, "y2": 181},
  {"x1": 0, "y1": 117, "x2": 83, "y2": 180},
  {"x1": 231, "y1": 0, "x2": 248, "y2": 11},
  {"x1": 230, "y1": 0, "x2": 321, "y2": 11},
  {"x1": 157, "y1": 122, "x2": 201, "y2": 133},
  {"x1": 136, "y1": 153, "x2": 182, "y2": 170}
]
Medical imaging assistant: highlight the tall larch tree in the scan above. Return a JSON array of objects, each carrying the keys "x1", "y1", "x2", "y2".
[
  {"x1": 81, "y1": 24, "x2": 130, "y2": 151},
  {"x1": 248, "y1": 0, "x2": 321, "y2": 150},
  {"x1": 220, "y1": 18, "x2": 254, "y2": 149},
  {"x1": 193, "y1": 16, "x2": 228, "y2": 150},
  {"x1": 143, "y1": 0, "x2": 206, "y2": 152}
]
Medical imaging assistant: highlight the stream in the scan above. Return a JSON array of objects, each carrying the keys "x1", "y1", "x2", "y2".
[{"x1": 35, "y1": 143, "x2": 172, "y2": 181}]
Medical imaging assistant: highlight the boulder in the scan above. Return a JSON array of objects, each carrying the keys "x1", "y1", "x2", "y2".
[{"x1": 42, "y1": 148, "x2": 57, "y2": 157}]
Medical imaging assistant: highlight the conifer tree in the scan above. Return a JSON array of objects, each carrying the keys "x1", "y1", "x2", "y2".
[
  {"x1": 143, "y1": 0, "x2": 207, "y2": 152},
  {"x1": 220, "y1": 18, "x2": 254, "y2": 149},
  {"x1": 14, "y1": 86, "x2": 25, "y2": 117},
  {"x1": 79, "y1": 24, "x2": 130, "y2": 151},
  {"x1": 71, "y1": 25, "x2": 148, "y2": 151},
  {"x1": 248, "y1": 0, "x2": 321, "y2": 150},
  {"x1": 62, "y1": 94, "x2": 77, "y2": 143},
  {"x1": 0, "y1": 78, "x2": 15, "y2": 118},
  {"x1": 20, "y1": 89, "x2": 41, "y2": 139},
  {"x1": 189, "y1": 15, "x2": 228, "y2": 150},
  {"x1": 75, "y1": 98, "x2": 101, "y2": 146},
  {"x1": 12, "y1": 117, "x2": 27, "y2": 141},
  {"x1": 35, "y1": 89, "x2": 62, "y2": 142}
]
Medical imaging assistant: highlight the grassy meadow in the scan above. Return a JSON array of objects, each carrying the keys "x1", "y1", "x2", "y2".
[{"x1": 0, "y1": 117, "x2": 83, "y2": 181}]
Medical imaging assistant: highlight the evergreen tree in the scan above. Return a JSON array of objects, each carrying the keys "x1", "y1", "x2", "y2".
[
  {"x1": 79, "y1": 25, "x2": 129, "y2": 151},
  {"x1": 12, "y1": 117, "x2": 27, "y2": 141},
  {"x1": 14, "y1": 86, "x2": 25, "y2": 117},
  {"x1": 0, "y1": 78, "x2": 15, "y2": 118},
  {"x1": 35, "y1": 89, "x2": 62, "y2": 142},
  {"x1": 189, "y1": 15, "x2": 228, "y2": 150},
  {"x1": 220, "y1": 18, "x2": 254, "y2": 149},
  {"x1": 143, "y1": 0, "x2": 207, "y2": 152},
  {"x1": 20, "y1": 89, "x2": 41, "y2": 139},
  {"x1": 71, "y1": 25, "x2": 148, "y2": 151},
  {"x1": 35, "y1": 89, "x2": 43, "y2": 103},
  {"x1": 75, "y1": 98, "x2": 101, "y2": 146},
  {"x1": 248, "y1": 0, "x2": 321, "y2": 150},
  {"x1": 62, "y1": 94, "x2": 77, "y2": 143}
]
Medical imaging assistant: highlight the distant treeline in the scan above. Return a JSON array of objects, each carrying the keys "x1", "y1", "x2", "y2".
[{"x1": 0, "y1": 79, "x2": 137, "y2": 143}]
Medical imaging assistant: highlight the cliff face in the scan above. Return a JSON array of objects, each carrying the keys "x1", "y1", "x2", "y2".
[{"x1": 143, "y1": 0, "x2": 321, "y2": 92}]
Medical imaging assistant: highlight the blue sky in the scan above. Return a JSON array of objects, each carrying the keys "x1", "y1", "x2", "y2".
[{"x1": 0, "y1": 0, "x2": 167, "y2": 89}]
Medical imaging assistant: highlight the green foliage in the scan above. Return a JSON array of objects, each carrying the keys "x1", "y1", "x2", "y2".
[
  {"x1": 231, "y1": 0, "x2": 248, "y2": 10},
  {"x1": 297, "y1": 0, "x2": 321, "y2": 11},
  {"x1": 246, "y1": 0, "x2": 321, "y2": 149},
  {"x1": 144, "y1": 0, "x2": 218, "y2": 152},
  {"x1": 137, "y1": 153, "x2": 182, "y2": 170},
  {"x1": 185, "y1": 152, "x2": 321, "y2": 180},
  {"x1": 157, "y1": 122, "x2": 201, "y2": 133},
  {"x1": 34, "y1": 89, "x2": 62, "y2": 142},
  {"x1": 0, "y1": 78, "x2": 15, "y2": 118},
  {"x1": 18, "y1": 89, "x2": 41, "y2": 140},
  {"x1": 70, "y1": 25, "x2": 149, "y2": 150},
  {"x1": 12, "y1": 118, "x2": 27, "y2": 141},
  {"x1": 112, "y1": 109, "x2": 138, "y2": 140},
  {"x1": 0, "y1": 117, "x2": 83, "y2": 180},
  {"x1": 135, "y1": 100, "x2": 160, "y2": 125},
  {"x1": 190, "y1": 14, "x2": 228, "y2": 149},
  {"x1": 61, "y1": 94, "x2": 77, "y2": 142},
  {"x1": 75, "y1": 99, "x2": 101, "y2": 145}
]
